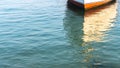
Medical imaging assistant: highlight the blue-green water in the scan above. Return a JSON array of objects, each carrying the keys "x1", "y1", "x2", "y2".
[{"x1": 0, "y1": 0, "x2": 120, "y2": 68}]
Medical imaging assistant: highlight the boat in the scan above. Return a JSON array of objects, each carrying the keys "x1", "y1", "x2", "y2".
[{"x1": 67, "y1": 0, "x2": 116, "y2": 10}]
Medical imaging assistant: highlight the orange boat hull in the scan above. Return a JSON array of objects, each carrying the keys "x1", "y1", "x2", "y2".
[
  {"x1": 68, "y1": 0, "x2": 115, "y2": 10},
  {"x1": 85, "y1": 0, "x2": 114, "y2": 10}
]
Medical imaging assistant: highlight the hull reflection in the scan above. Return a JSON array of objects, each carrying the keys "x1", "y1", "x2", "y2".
[
  {"x1": 63, "y1": 8, "x2": 84, "y2": 46},
  {"x1": 84, "y1": 3, "x2": 117, "y2": 42},
  {"x1": 64, "y1": 2, "x2": 117, "y2": 68}
]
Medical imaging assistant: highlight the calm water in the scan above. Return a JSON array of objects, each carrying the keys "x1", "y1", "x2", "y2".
[{"x1": 0, "y1": 0, "x2": 120, "y2": 68}]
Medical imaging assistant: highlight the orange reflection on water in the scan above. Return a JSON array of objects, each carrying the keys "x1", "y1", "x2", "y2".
[
  {"x1": 64, "y1": 2, "x2": 117, "y2": 64},
  {"x1": 83, "y1": 3, "x2": 117, "y2": 42}
]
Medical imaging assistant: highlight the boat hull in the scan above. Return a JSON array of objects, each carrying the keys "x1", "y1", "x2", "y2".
[
  {"x1": 67, "y1": 0, "x2": 84, "y2": 9},
  {"x1": 67, "y1": 0, "x2": 115, "y2": 10}
]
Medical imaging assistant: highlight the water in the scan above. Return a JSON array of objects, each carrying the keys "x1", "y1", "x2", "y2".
[{"x1": 0, "y1": 0, "x2": 120, "y2": 68}]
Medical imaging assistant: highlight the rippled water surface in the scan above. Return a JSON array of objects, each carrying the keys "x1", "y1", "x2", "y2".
[{"x1": 0, "y1": 0, "x2": 120, "y2": 68}]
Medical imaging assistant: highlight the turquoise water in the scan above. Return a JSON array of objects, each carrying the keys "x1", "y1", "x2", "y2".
[{"x1": 0, "y1": 0, "x2": 120, "y2": 68}]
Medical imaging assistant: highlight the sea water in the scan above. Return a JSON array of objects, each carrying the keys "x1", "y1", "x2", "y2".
[{"x1": 0, "y1": 0, "x2": 120, "y2": 68}]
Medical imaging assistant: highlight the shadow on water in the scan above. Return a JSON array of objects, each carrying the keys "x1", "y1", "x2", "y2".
[
  {"x1": 64, "y1": 2, "x2": 117, "y2": 68},
  {"x1": 63, "y1": 8, "x2": 84, "y2": 46}
]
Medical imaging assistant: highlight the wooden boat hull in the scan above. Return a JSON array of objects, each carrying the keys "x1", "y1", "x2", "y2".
[{"x1": 68, "y1": 0, "x2": 115, "y2": 10}]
